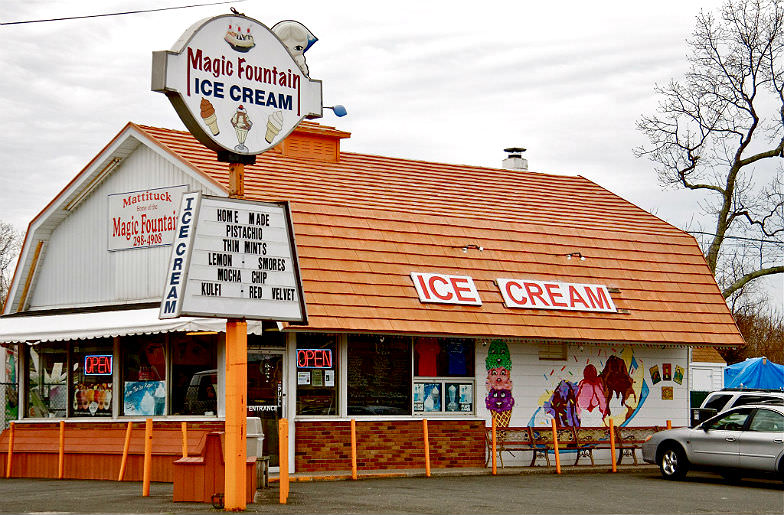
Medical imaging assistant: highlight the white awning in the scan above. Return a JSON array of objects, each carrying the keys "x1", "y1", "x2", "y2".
[{"x1": 0, "y1": 308, "x2": 264, "y2": 343}]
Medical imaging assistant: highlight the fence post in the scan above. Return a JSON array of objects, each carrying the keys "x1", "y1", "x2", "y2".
[
  {"x1": 117, "y1": 421, "x2": 133, "y2": 481},
  {"x1": 278, "y1": 418, "x2": 289, "y2": 504},
  {"x1": 58, "y1": 420, "x2": 65, "y2": 479},
  {"x1": 609, "y1": 418, "x2": 617, "y2": 473},
  {"x1": 181, "y1": 421, "x2": 188, "y2": 458},
  {"x1": 5, "y1": 421, "x2": 14, "y2": 478},
  {"x1": 350, "y1": 418, "x2": 357, "y2": 480},
  {"x1": 491, "y1": 416, "x2": 497, "y2": 475},
  {"x1": 423, "y1": 419, "x2": 431, "y2": 477},
  {"x1": 142, "y1": 418, "x2": 152, "y2": 497},
  {"x1": 550, "y1": 419, "x2": 561, "y2": 474}
]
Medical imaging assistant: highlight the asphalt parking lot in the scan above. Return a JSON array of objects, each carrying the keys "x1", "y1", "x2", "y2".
[{"x1": 0, "y1": 468, "x2": 782, "y2": 514}]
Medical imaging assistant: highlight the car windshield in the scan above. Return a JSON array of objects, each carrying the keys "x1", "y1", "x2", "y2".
[
  {"x1": 703, "y1": 394, "x2": 732, "y2": 410},
  {"x1": 703, "y1": 408, "x2": 752, "y2": 431}
]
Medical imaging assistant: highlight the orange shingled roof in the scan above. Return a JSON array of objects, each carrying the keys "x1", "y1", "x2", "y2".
[{"x1": 135, "y1": 122, "x2": 745, "y2": 347}]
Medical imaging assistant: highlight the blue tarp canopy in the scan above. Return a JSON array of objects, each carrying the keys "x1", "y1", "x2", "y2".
[{"x1": 724, "y1": 357, "x2": 784, "y2": 390}]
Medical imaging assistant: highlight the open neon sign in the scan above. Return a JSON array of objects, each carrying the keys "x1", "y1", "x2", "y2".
[
  {"x1": 84, "y1": 355, "x2": 113, "y2": 375},
  {"x1": 296, "y1": 349, "x2": 332, "y2": 369}
]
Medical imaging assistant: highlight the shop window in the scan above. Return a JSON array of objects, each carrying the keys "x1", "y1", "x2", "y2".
[
  {"x1": 296, "y1": 334, "x2": 337, "y2": 416},
  {"x1": 2, "y1": 344, "x2": 19, "y2": 422},
  {"x1": 121, "y1": 335, "x2": 167, "y2": 416},
  {"x1": 170, "y1": 333, "x2": 218, "y2": 416},
  {"x1": 414, "y1": 338, "x2": 474, "y2": 378},
  {"x1": 413, "y1": 381, "x2": 474, "y2": 414},
  {"x1": 538, "y1": 343, "x2": 567, "y2": 360},
  {"x1": 25, "y1": 342, "x2": 67, "y2": 418},
  {"x1": 413, "y1": 338, "x2": 475, "y2": 415},
  {"x1": 72, "y1": 340, "x2": 113, "y2": 417},
  {"x1": 347, "y1": 335, "x2": 412, "y2": 416}
]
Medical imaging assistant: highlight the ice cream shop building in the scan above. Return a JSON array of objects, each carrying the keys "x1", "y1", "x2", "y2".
[{"x1": 0, "y1": 121, "x2": 744, "y2": 476}]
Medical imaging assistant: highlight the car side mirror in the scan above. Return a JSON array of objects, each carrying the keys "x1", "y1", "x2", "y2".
[{"x1": 702, "y1": 425, "x2": 710, "y2": 432}]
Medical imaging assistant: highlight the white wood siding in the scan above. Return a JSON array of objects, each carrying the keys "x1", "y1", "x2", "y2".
[
  {"x1": 477, "y1": 342, "x2": 689, "y2": 427},
  {"x1": 28, "y1": 146, "x2": 219, "y2": 309}
]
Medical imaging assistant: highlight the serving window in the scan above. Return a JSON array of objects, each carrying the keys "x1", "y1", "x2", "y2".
[{"x1": 24, "y1": 338, "x2": 113, "y2": 418}]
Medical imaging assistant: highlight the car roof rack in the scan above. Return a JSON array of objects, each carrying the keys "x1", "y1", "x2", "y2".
[
  {"x1": 753, "y1": 398, "x2": 784, "y2": 405},
  {"x1": 719, "y1": 388, "x2": 784, "y2": 393}
]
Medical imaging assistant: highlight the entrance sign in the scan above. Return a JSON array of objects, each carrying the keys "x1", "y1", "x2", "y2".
[
  {"x1": 152, "y1": 14, "x2": 323, "y2": 156},
  {"x1": 159, "y1": 192, "x2": 307, "y2": 322},
  {"x1": 497, "y1": 278, "x2": 617, "y2": 313},
  {"x1": 410, "y1": 272, "x2": 482, "y2": 306}
]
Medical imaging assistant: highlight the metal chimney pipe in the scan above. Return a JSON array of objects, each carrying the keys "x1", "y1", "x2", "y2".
[{"x1": 502, "y1": 147, "x2": 528, "y2": 170}]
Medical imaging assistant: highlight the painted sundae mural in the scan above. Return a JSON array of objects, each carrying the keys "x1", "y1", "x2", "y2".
[
  {"x1": 531, "y1": 346, "x2": 648, "y2": 428},
  {"x1": 485, "y1": 340, "x2": 515, "y2": 428}
]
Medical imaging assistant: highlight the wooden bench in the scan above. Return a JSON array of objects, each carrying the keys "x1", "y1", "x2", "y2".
[
  {"x1": 574, "y1": 426, "x2": 615, "y2": 466},
  {"x1": 172, "y1": 432, "x2": 256, "y2": 504},
  {"x1": 529, "y1": 426, "x2": 579, "y2": 466},
  {"x1": 484, "y1": 426, "x2": 536, "y2": 468},
  {"x1": 615, "y1": 426, "x2": 662, "y2": 465}
]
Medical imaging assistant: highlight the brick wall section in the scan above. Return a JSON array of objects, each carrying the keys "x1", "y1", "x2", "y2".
[{"x1": 295, "y1": 419, "x2": 485, "y2": 472}]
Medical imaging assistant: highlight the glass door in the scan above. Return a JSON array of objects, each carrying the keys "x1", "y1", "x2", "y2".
[{"x1": 247, "y1": 350, "x2": 284, "y2": 467}]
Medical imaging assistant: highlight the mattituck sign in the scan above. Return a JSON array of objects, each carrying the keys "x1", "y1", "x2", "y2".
[{"x1": 152, "y1": 14, "x2": 323, "y2": 156}]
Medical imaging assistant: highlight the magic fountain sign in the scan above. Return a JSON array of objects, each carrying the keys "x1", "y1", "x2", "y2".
[{"x1": 152, "y1": 14, "x2": 323, "y2": 157}]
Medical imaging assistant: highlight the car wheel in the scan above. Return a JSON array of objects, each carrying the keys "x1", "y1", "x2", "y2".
[{"x1": 658, "y1": 444, "x2": 688, "y2": 480}]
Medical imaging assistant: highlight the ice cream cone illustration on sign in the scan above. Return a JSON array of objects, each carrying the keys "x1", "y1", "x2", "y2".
[
  {"x1": 265, "y1": 111, "x2": 284, "y2": 143},
  {"x1": 200, "y1": 98, "x2": 219, "y2": 135},
  {"x1": 231, "y1": 105, "x2": 253, "y2": 152}
]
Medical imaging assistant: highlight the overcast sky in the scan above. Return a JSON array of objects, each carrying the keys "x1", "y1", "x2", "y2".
[{"x1": 1, "y1": 0, "x2": 780, "y2": 306}]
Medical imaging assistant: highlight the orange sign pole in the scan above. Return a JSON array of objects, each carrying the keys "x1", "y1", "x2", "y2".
[{"x1": 224, "y1": 161, "x2": 248, "y2": 512}]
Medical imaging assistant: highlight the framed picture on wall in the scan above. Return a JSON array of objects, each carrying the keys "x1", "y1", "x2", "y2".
[{"x1": 662, "y1": 363, "x2": 672, "y2": 381}]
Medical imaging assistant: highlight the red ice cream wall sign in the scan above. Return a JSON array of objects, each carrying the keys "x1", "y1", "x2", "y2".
[
  {"x1": 410, "y1": 272, "x2": 482, "y2": 306},
  {"x1": 496, "y1": 278, "x2": 617, "y2": 313}
]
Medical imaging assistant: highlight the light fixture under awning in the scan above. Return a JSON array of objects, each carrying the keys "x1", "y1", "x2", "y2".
[{"x1": 0, "y1": 308, "x2": 264, "y2": 343}]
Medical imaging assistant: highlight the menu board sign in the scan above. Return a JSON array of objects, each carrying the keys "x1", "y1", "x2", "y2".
[{"x1": 159, "y1": 192, "x2": 307, "y2": 321}]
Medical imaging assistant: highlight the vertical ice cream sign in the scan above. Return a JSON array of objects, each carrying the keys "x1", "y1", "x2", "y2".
[{"x1": 152, "y1": 15, "x2": 322, "y2": 155}]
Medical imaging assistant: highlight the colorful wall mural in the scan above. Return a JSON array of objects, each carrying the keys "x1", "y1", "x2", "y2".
[
  {"x1": 485, "y1": 340, "x2": 514, "y2": 427},
  {"x1": 529, "y1": 346, "x2": 649, "y2": 428}
]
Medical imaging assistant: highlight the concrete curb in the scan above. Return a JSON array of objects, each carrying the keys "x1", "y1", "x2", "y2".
[{"x1": 270, "y1": 464, "x2": 657, "y2": 483}]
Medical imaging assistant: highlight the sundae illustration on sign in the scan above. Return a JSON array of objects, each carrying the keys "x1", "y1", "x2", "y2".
[{"x1": 152, "y1": 14, "x2": 323, "y2": 156}]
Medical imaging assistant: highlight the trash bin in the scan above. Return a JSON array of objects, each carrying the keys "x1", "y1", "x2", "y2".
[{"x1": 247, "y1": 417, "x2": 267, "y2": 488}]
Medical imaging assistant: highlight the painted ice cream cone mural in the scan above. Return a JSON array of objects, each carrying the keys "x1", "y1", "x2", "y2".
[
  {"x1": 265, "y1": 111, "x2": 284, "y2": 143},
  {"x1": 485, "y1": 340, "x2": 514, "y2": 428},
  {"x1": 533, "y1": 346, "x2": 648, "y2": 428},
  {"x1": 200, "y1": 98, "x2": 220, "y2": 135},
  {"x1": 230, "y1": 105, "x2": 253, "y2": 152}
]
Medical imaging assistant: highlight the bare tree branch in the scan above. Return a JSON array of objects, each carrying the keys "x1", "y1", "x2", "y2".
[{"x1": 637, "y1": 0, "x2": 784, "y2": 304}]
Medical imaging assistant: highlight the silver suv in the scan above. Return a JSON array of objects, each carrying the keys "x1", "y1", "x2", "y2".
[{"x1": 691, "y1": 389, "x2": 784, "y2": 426}]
